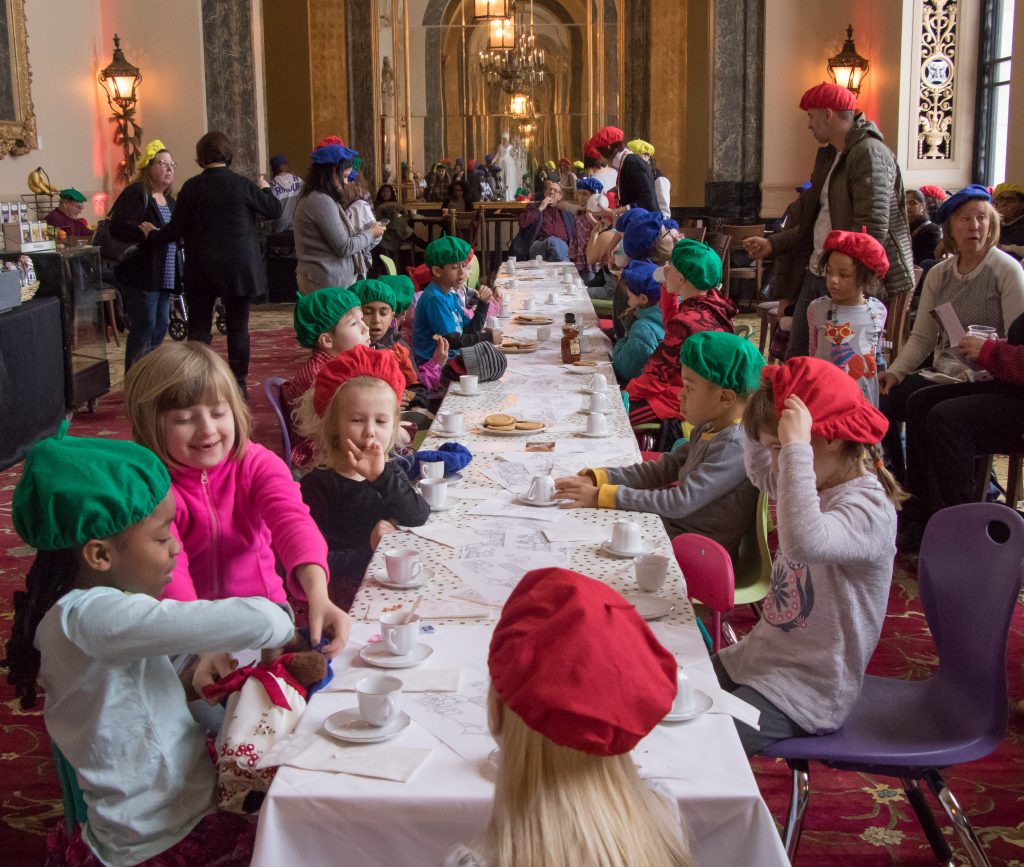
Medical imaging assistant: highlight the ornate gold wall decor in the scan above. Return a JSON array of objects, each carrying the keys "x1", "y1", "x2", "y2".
[
  {"x1": 917, "y1": 0, "x2": 959, "y2": 160},
  {"x1": 0, "y1": 0, "x2": 38, "y2": 158}
]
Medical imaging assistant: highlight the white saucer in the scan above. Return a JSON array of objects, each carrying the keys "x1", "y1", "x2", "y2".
[
  {"x1": 359, "y1": 642, "x2": 434, "y2": 669},
  {"x1": 429, "y1": 501, "x2": 455, "y2": 512},
  {"x1": 622, "y1": 592, "x2": 675, "y2": 620},
  {"x1": 432, "y1": 429, "x2": 466, "y2": 439},
  {"x1": 661, "y1": 689, "x2": 714, "y2": 722},
  {"x1": 323, "y1": 707, "x2": 411, "y2": 743},
  {"x1": 512, "y1": 495, "x2": 563, "y2": 508},
  {"x1": 443, "y1": 472, "x2": 463, "y2": 485},
  {"x1": 372, "y1": 566, "x2": 433, "y2": 590},
  {"x1": 599, "y1": 539, "x2": 655, "y2": 558},
  {"x1": 580, "y1": 386, "x2": 609, "y2": 395},
  {"x1": 448, "y1": 388, "x2": 480, "y2": 398},
  {"x1": 581, "y1": 408, "x2": 610, "y2": 416},
  {"x1": 565, "y1": 364, "x2": 600, "y2": 374},
  {"x1": 578, "y1": 430, "x2": 612, "y2": 438}
]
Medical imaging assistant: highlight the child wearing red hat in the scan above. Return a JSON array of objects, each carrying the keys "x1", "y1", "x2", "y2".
[
  {"x1": 807, "y1": 229, "x2": 889, "y2": 406},
  {"x1": 444, "y1": 568, "x2": 692, "y2": 867},
  {"x1": 295, "y1": 345, "x2": 429, "y2": 609},
  {"x1": 715, "y1": 357, "x2": 906, "y2": 756}
]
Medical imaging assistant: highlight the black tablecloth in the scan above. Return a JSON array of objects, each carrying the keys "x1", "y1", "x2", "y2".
[{"x1": 0, "y1": 296, "x2": 65, "y2": 470}]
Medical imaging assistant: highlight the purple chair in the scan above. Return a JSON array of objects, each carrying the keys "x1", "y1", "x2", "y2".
[
  {"x1": 762, "y1": 503, "x2": 1024, "y2": 865},
  {"x1": 263, "y1": 376, "x2": 293, "y2": 467}
]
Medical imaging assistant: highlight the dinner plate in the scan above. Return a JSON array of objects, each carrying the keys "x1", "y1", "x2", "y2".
[
  {"x1": 500, "y1": 343, "x2": 541, "y2": 354},
  {"x1": 512, "y1": 495, "x2": 564, "y2": 508},
  {"x1": 564, "y1": 363, "x2": 600, "y2": 374},
  {"x1": 599, "y1": 539, "x2": 656, "y2": 558},
  {"x1": 512, "y1": 315, "x2": 554, "y2": 325},
  {"x1": 481, "y1": 424, "x2": 549, "y2": 437},
  {"x1": 661, "y1": 689, "x2": 714, "y2": 723},
  {"x1": 359, "y1": 642, "x2": 434, "y2": 669},
  {"x1": 323, "y1": 708, "x2": 411, "y2": 743},
  {"x1": 622, "y1": 593, "x2": 675, "y2": 621},
  {"x1": 371, "y1": 567, "x2": 433, "y2": 590}
]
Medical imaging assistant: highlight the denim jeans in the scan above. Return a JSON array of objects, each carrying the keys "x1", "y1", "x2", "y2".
[
  {"x1": 124, "y1": 286, "x2": 170, "y2": 372},
  {"x1": 529, "y1": 236, "x2": 569, "y2": 262}
]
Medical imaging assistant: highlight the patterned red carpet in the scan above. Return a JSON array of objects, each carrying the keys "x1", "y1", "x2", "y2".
[{"x1": 0, "y1": 324, "x2": 1022, "y2": 865}]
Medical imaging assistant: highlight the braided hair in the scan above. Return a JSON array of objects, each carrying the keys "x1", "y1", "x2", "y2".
[{"x1": 2, "y1": 549, "x2": 79, "y2": 709}]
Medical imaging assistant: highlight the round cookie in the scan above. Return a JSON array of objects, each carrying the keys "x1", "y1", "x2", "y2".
[
  {"x1": 515, "y1": 421, "x2": 545, "y2": 430},
  {"x1": 485, "y1": 413, "x2": 516, "y2": 428}
]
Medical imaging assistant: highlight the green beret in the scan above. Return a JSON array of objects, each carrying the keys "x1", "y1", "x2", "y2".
[
  {"x1": 293, "y1": 286, "x2": 361, "y2": 348},
  {"x1": 351, "y1": 278, "x2": 397, "y2": 312},
  {"x1": 378, "y1": 275, "x2": 415, "y2": 313},
  {"x1": 679, "y1": 331, "x2": 765, "y2": 394},
  {"x1": 669, "y1": 239, "x2": 722, "y2": 291},
  {"x1": 13, "y1": 421, "x2": 171, "y2": 551},
  {"x1": 425, "y1": 235, "x2": 472, "y2": 268},
  {"x1": 59, "y1": 188, "x2": 86, "y2": 203}
]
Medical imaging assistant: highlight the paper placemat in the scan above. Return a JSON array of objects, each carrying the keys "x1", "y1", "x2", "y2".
[
  {"x1": 329, "y1": 667, "x2": 462, "y2": 693},
  {"x1": 363, "y1": 598, "x2": 493, "y2": 622},
  {"x1": 257, "y1": 732, "x2": 431, "y2": 782}
]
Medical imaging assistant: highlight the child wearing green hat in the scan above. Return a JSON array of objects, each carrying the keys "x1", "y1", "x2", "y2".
[
  {"x1": 412, "y1": 235, "x2": 498, "y2": 365},
  {"x1": 556, "y1": 331, "x2": 763, "y2": 558},
  {"x1": 6, "y1": 423, "x2": 294, "y2": 865},
  {"x1": 625, "y1": 239, "x2": 738, "y2": 448},
  {"x1": 282, "y1": 286, "x2": 371, "y2": 468}
]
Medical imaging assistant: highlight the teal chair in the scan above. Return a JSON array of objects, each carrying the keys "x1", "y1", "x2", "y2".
[
  {"x1": 52, "y1": 742, "x2": 87, "y2": 833},
  {"x1": 379, "y1": 254, "x2": 398, "y2": 276},
  {"x1": 467, "y1": 254, "x2": 481, "y2": 290}
]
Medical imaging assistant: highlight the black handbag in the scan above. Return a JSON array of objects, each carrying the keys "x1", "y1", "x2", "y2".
[{"x1": 96, "y1": 188, "x2": 150, "y2": 263}]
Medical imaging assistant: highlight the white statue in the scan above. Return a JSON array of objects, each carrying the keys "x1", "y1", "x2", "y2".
[{"x1": 494, "y1": 130, "x2": 525, "y2": 201}]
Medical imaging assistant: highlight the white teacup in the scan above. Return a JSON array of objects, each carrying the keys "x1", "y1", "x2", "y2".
[
  {"x1": 589, "y1": 373, "x2": 607, "y2": 392},
  {"x1": 588, "y1": 391, "x2": 611, "y2": 413},
  {"x1": 380, "y1": 611, "x2": 421, "y2": 656},
  {"x1": 420, "y1": 460, "x2": 445, "y2": 480},
  {"x1": 546, "y1": 292, "x2": 558, "y2": 305},
  {"x1": 459, "y1": 375, "x2": 479, "y2": 395},
  {"x1": 635, "y1": 554, "x2": 669, "y2": 592},
  {"x1": 420, "y1": 478, "x2": 448, "y2": 508},
  {"x1": 611, "y1": 519, "x2": 643, "y2": 555},
  {"x1": 537, "y1": 326, "x2": 551, "y2": 342},
  {"x1": 438, "y1": 411, "x2": 465, "y2": 434},
  {"x1": 485, "y1": 315, "x2": 499, "y2": 330},
  {"x1": 384, "y1": 548, "x2": 422, "y2": 584},
  {"x1": 356, "y1": 674, "x2": 403, "y2": 727},
  {"x1": 535, "y1": 254, "x2": 543, "y2": 263},
  {"x1": 521, "y1": 296, "x2": 534, "y2": 311},
  {"x1": 526, "y1": 474, "x2": 556, "y2": 504},
  {"x1": 508, "y1": 256, "x2": 517, "y2": 273},
  {"x1": 586, "y1": 413, "x2": 609, "y2": 436},
  {"x1": 671, "y1": 668, "x2": 697, "y2": 716}
]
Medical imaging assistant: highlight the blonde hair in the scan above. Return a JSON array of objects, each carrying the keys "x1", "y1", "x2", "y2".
[
  {"x1": 742, "y1": 382, "x2": 908, "y2": 509},
  {"x1": 293, "y1": 376, "x2": 399, "y2": 468},
  {"x1": 479, "y1": 694, "x2": 692, "y2": 867},
  {"x1": 123, "y1": 342, "x2": 251, "y2": 466},
  {"x1": 941, "y1": 200, "x2": 1001, "y2": 256}
]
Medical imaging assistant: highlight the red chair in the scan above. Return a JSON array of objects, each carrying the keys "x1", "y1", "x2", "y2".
[{"x1": 672, "y1": 533, "x2": 734, "y2": 652}]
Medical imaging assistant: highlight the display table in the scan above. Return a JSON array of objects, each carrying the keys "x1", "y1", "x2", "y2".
[
  {"x1": 252, "y1": 262, "x2": 787, "y2": 867},
  {"x1": 0, "y1": 296, "x2": 65, "y2": 469}
]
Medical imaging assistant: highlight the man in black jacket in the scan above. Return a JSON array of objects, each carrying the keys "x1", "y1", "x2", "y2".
[{"x1": 586, "y1": 125, "x2": 658, "y2": 212}]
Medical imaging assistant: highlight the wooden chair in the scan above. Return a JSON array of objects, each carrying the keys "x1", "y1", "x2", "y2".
[
  {"x1": 883, "y1": 289, "x2": 914, "y2": 364},
  {"x1": 757, "y1": 300, "x2": 780, "y2": 356},
  {"x1": 975, "y1": 452, "x2": 1024, "y2": 507},
  {"x1": 718, "y1": 224, "x2": 766, "y2": 303},
  {"x1": 707, "y1": 233, "x2": 730, "y2": 274},
  {"x1": 98, "y1": 286, "x2": 119, "y2": 346},
  {"x1": 677, "y1": 226, "x2": 707, "y2": 242}
]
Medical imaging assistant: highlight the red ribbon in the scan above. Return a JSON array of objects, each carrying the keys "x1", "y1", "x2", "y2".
[{"x1": 201, "y1": 655, "x2": 307, "y2": 711}]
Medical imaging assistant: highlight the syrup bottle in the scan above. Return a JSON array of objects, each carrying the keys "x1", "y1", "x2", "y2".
[{"x1": 560, "y1": 312, "x2": 581, "y2": 364}]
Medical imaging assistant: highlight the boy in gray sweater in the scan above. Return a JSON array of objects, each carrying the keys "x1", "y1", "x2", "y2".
[{"x1": 555, "y1": 331, "x2": 765, "y2": 558}]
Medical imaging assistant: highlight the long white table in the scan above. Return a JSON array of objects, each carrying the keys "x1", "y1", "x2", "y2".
[{"x1": 253, "y1": 262, "x2": 787, "y2": 867}]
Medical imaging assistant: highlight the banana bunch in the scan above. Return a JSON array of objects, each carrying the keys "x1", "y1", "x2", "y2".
[{"x1": 27, "y1": 166, "x2": 59, "y2": 195}]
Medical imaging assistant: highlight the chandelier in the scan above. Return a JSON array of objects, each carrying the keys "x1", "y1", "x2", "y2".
[{"x1": 478, "y1": 1, "x2": 545, "y2": 95}]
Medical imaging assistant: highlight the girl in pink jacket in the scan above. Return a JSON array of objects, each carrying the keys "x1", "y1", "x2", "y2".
[{"x1": 124, "y1": 341, "x2": 351, "y2": 664}]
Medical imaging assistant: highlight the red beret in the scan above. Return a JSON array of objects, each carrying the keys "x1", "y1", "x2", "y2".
[
  {"x1": 583, "y1": 140, "x2": 601, "y2": 160},
  {"x1": 489, "y1": 568, "x2": 677, "y2": 756},
  {"x1": 917, "y1": 184, "x2": 948, "y2": 202},
  {"x1": 313, "y1": 345, "x2": 405, "y2": 417},
  {"x1": 763, "y1": 357, "x2": 889, "y2": 444},
  {"x1": 316, "y1": 135, "x2": 346, "y2": 147},
  {"x1": 406, "y1": 263, "x2": 433, "y2": 294},
  {"x1": 823, "y1": 229, "x2": 889, "y2": 279},
  {"x1": 589, "y1": 126, "x2": 625, "y2": 150},
  {"x1": 798, "y1": 82, "x2": 857, "y2": 112}
]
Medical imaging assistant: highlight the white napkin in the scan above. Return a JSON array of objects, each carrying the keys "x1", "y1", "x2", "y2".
[
  {"x1": 406, "y1": 523, "x2": 465, "y2": 548},
  {"x1": 363, "y1": 598, "x2": 493, "y2": 621},
  {"x1": 542, "y1": 522, "x2": 609, "y2": 543},
  {"x1": 256, "y1": 732, "x2": 431, "y2": 782},
  {"x1": 329, "y1": 667, "x2": 462, "y2": 693}
]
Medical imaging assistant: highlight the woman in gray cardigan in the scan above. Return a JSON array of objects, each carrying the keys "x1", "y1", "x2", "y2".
[{"x1": 292, "y1": 143, "x2": 385, "y2": 295}]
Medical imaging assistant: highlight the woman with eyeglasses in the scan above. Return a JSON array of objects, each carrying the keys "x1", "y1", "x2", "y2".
[{"x1": 109, "y1": 139, "x2": 183, "y2": 371}]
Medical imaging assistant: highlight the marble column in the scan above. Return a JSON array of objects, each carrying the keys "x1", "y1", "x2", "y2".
[
  {"x1": 201, "y1": 0, "x2": 260, "y2": 178},
  {"x1": 623, "y1": 0, "x2": 650, "y2": 139},
  {"x1": 345, "y1": 0, "x2": 378, "y2": 190},
  {"x1": 705, "y1": 0, "x2": 764, "y2": 223}
]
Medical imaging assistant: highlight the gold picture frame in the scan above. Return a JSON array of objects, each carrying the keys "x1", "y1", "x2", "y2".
[{"x1": 0, "y1": 0, "x2": 37, "y2": 158}]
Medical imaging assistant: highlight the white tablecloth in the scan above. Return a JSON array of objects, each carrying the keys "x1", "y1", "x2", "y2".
[{"x1": 253, "y1": 261, "x2": 787, "y2": 867}]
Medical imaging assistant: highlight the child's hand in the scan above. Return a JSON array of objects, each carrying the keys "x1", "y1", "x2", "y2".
[
  {"x1": 296, "y1": 564, "x2": 351, "y2": 656},
  {"x1": 400, "y1": 390, "x2": 413, "y2": 410},
  {"x1": 370, "y1": 519, "x2": 397, "y2": 550},
  {"x1": 476, "y1": 285, "x2": 494, "y2": 304},
  {"x1": 554, "y1": 476, "x2": 599, "y2": 508},
  {"x1": 192, "y1": 652, "x2": 238, "y2": 703},
  {"x1": 345, "y1": 437, "x2": 386, "y2": 481},
  {"x1": 777, "y1": 395, "x2": 813, "y2": 444},
  {"x1": 431, "y1": 334, "x2": 450, "y2": 366},
  {"x1": 958, "y1": 335, "x2": 986, "y2": 361},
  {"x1": 877, "y1": 372, "x2": 897, "y2": 395}
]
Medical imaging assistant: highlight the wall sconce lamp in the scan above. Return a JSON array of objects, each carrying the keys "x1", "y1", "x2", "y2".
[
  {"x1": 827, "y1": 25, "x2": 869, "y2": 96},
  {"x1": 474, "y1": 0, "x2": 514, "y2": 21},
  {"x1": 488, "y1": 18, "x2": 515, "y2": 51},
  {"x1": 98, "y1": 34, "x2": 143, "y2": 185}
]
